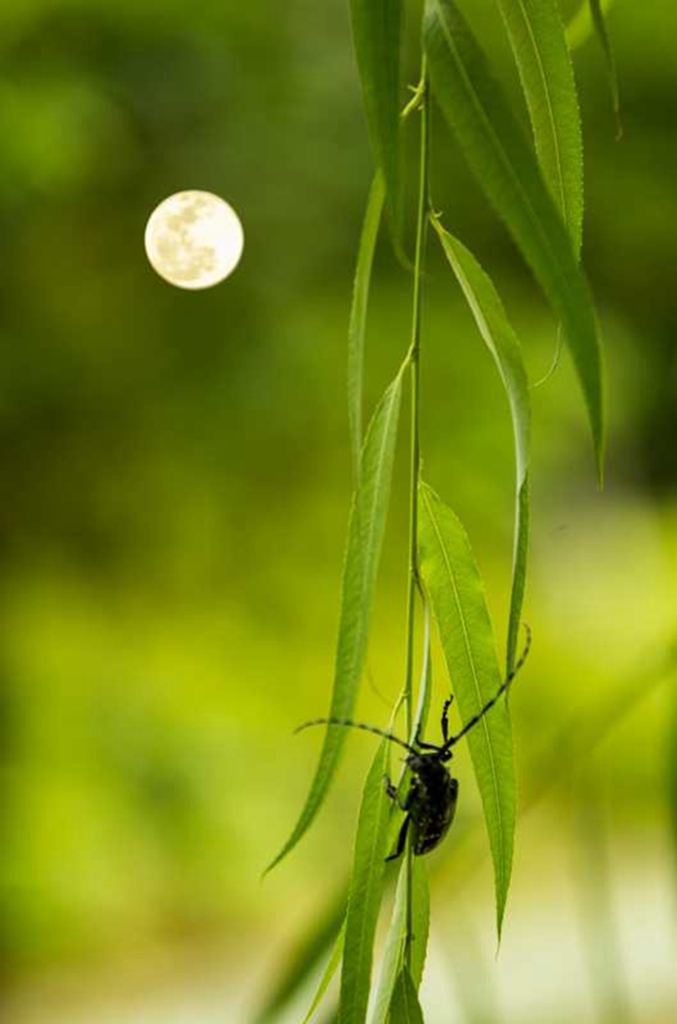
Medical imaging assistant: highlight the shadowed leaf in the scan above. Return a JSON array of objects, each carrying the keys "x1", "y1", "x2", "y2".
[
  {"x1": 425, "y1": 0, "x2": 604, "y2": 480},
  {"x1": 349, "y1": 0, "x2": 403, "y2": 235},
  {"x1": 302, "y1": 920, "x2": 346, "y2": 1024},
  {"x1": 389, "y1": 968, "x2": 425, "y2": 1024},
  {"x1": 587, "y1": 0, "x2": 622, "y2": 138}
]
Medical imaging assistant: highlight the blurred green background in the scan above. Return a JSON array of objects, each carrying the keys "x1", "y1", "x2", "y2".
[{"x1": 1, "y1": 0, "x2": 677, "y2": 1021}]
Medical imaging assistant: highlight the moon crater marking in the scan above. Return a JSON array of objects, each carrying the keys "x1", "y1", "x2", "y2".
[{"x1": 144, "y1": 190, "x2": 244, "y2": 290}]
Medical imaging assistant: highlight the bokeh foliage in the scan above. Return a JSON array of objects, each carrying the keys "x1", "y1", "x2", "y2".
[{"x1": 1, "y1": 1, "x2": 677, "y2": 1020}]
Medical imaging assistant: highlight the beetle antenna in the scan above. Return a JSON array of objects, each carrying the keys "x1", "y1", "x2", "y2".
[
  {"x1": 442, "y1": 623, "x2": 532, "y2": 750},
  {"x1": 294, "y1": 717, "x2": 416, "y2": 754}
]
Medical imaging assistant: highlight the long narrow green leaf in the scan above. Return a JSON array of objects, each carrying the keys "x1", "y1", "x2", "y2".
[
  {"x1": 254, "y1": 889, "x2": 347, "y2": 1023},
  {"x1": 339, "y1": 742, "x2": 392, "y2": 1024},
  {"x1": 267, "y1": 372, "x2": 403, "y2": 871},
  {"x1": 349, "y1": 0, "x2": 403, "y2": 232},
  {"x1": 418, "y1": 481, "x2": 514, "y2": 935},
  {"x1": 369, "y1": 848, "x2": 430, "y2": 1024},
  {"x1": 389, "y1": 969, "x2": 425, "y2": 1024},
  {"x1": 493, "y1": 0, "x2": 583, "y2": 253},
  {"x1": 431, "y1": 218, "x2": 531, "y2": 672},
  {"x1": 587, "y1": 0, "x2": 622, "y2": 139},
  {"x1": 424, "y1": 0, "x2": 604, "y2": 480},
  {"x1": 348, "y1": 173, "x2": 386, "y2": 477},
  {"x1": 302, "y1": 921, "x2": 346, "y2": 1024},
  {"x1": 566, "y1": 0, "x2": 615, "y2": 52}
]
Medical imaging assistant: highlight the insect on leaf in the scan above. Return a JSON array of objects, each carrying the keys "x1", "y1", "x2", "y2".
[
  {"x1": 369, "y1": 857, "x2": 429, "y2": 1024},
  {"x1": 418, "y1": 481, "x2": 514, "y2": 936},
  {"x1": 267, "y1": 372, "x2": 403, "y2": 872},
  {"x1": 302, "y1": 919, "x2": 346, "y2": 1024},
  {"x1": 349, "y1": 0, "x2": 403, "y2": 236},
  {"x1": 389, "y1": 968, "x2": 425, "y2": 1024},
  {"x1": 348, "y1": 173, "x2": 386, "y2": 478},
  {"x1": 339, "y1": 741, "x2": 391, "y2": 1024},
  {"x1": 492, "y1": 0, "x2": 583, "y2": 253},
  {"x1": 431, "y1": 217, "x2": 531, "y2": 672},
  {"x1": 424, "y1": 0, "x2": 605, "y2": 482}
]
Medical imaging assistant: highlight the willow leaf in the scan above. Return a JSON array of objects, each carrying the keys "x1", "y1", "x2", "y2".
[
  {"x1": 339, "y1": 741, "x2": 391, "y2": 1024},
  {"x1": 369, "y1": 858, "x2": 429, "y2": 1024},
  {"x1": 389, "y1": 969, "x2": 425, "y2": 1024},
  {"x1": 418, "y1": 481, "x2": 514, "y2": 935},
  {"x1": 254, "y1": 889, "x2": 347, "y2": 1023},
  {"x1": 431, "y1": 217, "x2": 530, "y2": 672},
  {"x1": 566, "y1": 0, "x2": 615, "y2": 52},
  {"x1": 349, "y1": 173, "x2": 386, "y2": 477},
  {"x1": 349, "y1": 0, "x2": 402, "y2": 233},
  {"x1": 493, "y1": 0, "x2": 583, "y2": 252},
  {"x1": 588, "y1": 0, "x2": 622, "y2": 139},
  {"x1": 425, "y1": 0, "x2": 604, "y2": 480},
  {"x1": 267, "y1": 372, "x2": 403, "y2": 871},
  {"x1": 302, "y1": 921, "x2": 346, "y2": 1024}
]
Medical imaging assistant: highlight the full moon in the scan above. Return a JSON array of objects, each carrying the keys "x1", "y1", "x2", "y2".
[{"x1": 144, "y1": 190, "x2": 244, "y2": 289}]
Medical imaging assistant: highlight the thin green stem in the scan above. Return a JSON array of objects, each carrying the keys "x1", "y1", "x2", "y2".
[{"x1": 403, "y1": 60, "x2": 430, "y2": 970}]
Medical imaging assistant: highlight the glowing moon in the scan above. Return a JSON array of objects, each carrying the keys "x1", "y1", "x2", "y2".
[{"x1": 144, "y1": 190, "x2": 244, "y2": 289}]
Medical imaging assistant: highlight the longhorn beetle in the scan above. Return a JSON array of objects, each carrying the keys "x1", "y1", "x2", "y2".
[{"x1": 296, "y1": 624, "x2": 531, "y2": 861}]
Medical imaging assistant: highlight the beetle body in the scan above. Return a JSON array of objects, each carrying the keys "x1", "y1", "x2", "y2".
[{"x1": 400, "y1": 752, "x2": 459, "y2": 857}]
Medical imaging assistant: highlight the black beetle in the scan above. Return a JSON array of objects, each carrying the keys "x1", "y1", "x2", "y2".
[{"x1": 296, "y1": 624, "x2": 531, "y2": 861}]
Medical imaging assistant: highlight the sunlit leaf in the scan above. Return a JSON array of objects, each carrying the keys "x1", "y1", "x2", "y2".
[
  {"x1": 369, "y1": 857, "x2": 429, "y2": 1024},
  {"x1": 431, "y1": 217, "x2": 530, "y2": 672},
  {"x1": 302, "y1": 920, "x2": 346, "y2": 1024},
  {"x1": 339, "y1": 741, "x2": 391, "y2": 1024},
  {"x1": 587, "y1": 0, "x2": 622, "y2": 139},
  {"x1": 424, "y1": 0, "x2": 604, "y2": 480},
  {"x1": 349, "y1": 0, "x2": 403, "y2": 233},
  {"x1": 418, "y1": 481, "x2": 514, "y2": 934},
  {"x1": 267, "y1": 371, "x2": 403, "y2": 871},
  {"x1": 348, "y1": 173, "x2": 386, "y2": 477},
  {"x1": 389, "y1": 968, "x2": 425, "y2": 1024},
  {"x1": 493, "y1": 0, "x2": 583, "y2": 253}
]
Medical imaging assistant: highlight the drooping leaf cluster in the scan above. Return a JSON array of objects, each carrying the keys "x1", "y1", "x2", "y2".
[{"x1": 262, "y1": 1, "x2": 622, "y2": 1020}]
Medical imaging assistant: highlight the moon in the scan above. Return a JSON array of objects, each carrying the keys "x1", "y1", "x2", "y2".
[{"x1": 144, "y1": 190, "x2": 244, "y2": 289}]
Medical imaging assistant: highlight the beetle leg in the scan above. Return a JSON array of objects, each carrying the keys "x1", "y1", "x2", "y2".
[
  {"x1": 384, "y1": 774, "x2": 410, "y2": 811},
  {"x1": 385, "y1": 814, "x2": 411, "y2": 862},
  {"x1": 383, "y1": 775, "x2": 399, "y2": 802},
  {"x1": 441, "y1": 695, "x2": 454, "y2": 744}
]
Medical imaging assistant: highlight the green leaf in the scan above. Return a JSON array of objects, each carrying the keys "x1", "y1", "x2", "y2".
[
  {"x1": 587, "y1": 0, "x2": 622, "y2": 139},
  {"x1": 430, "y1": 218, "x2": 531, "y2": 672},
  {"x1": 492, "y1": 0, "x2": 583, "y2": 253},
  {"x1": 369, "y1": 856, "x2": 430, "y2": 1024},
  {"x1": 302, "y1": 920, "x2": 346, "y2": 1024},
  {"x1": 566, "y1": 0, "x2": 615, "y2": 52},
  {"x1": 424, "y1": 0, "x2": 604, "y2": 481},
  {"x1": 339, "y1": 741, "x2": 392, "y2": 1024},
  {"x1": 348, "y1": 173, "x2": 386, "y2": 477},
  {"x1": 411, "y1": 598, "x2": 434, "y2": 744},
  {"x1": 418, "y1": 481, "x2": 514, "y2": 935},
  {"x1": 349, "y1": 0, "x2": 403, "y2": 233},
  {"x1": 389, "y1": 969, "x2": 425, "y2": 1024},
  {"x1": 267, "y1": 371, "x2": 403, "y2": 872},
  {"x1": 254, "y1": 889, "x2": 347, "y2": 1023}
]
